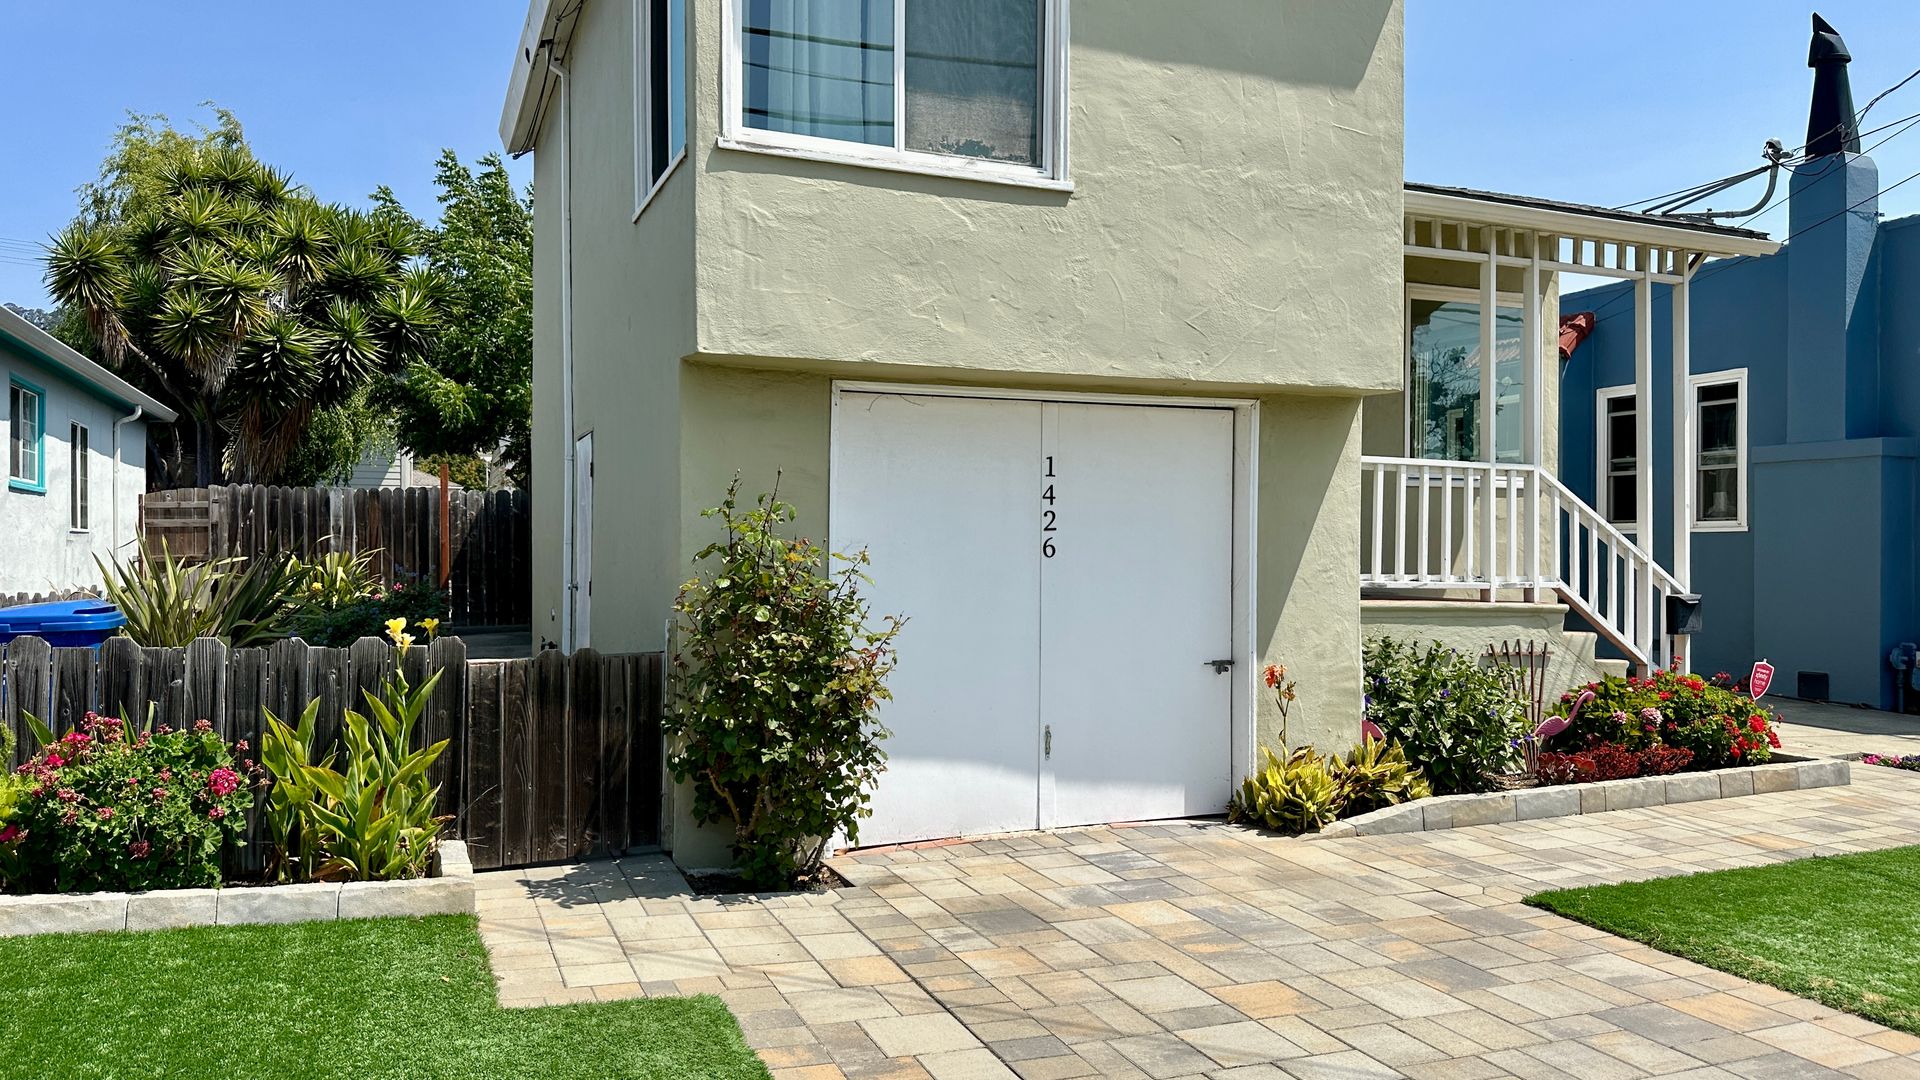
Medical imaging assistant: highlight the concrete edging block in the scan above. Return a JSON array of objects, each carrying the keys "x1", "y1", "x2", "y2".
[
  {"x1": 217, "y1": 882, "x2": 341, "y2": 926},
  {"x1": 126, "y1": 887, "x2": 220, "y2": 931},
  {"x1": 0, "y1": 892, "x2": 129, "y2": 937},
  {"x1": 1308, "y1": 756, "x2": 1852, "y2": 842}
]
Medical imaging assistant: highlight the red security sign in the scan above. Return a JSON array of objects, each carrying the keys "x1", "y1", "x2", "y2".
[{"x1": 1750, "y1": 660, "x2": 1775, "y2": 701}]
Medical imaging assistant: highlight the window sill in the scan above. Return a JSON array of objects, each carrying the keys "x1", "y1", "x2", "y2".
[
  {"x1": 1693, "y1": 521, "x2": 1748, "y2": 534},
  {"x1": 8, "y1": 479, "x2": 45, "y2": 495},
  {"x1": 716, "y1": 136, "x2": 1075, "y2": 194}
]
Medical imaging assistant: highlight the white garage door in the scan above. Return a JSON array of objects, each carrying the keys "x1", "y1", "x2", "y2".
[{"x1": 832, "y1": 389, "x2": 1236, "y2": 847}]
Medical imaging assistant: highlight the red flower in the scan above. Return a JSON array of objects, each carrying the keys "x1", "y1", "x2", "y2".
[
  {"x1": 45, "y1": 752, "x2": 65, "y2": 769},
  {"x1": 1767, "y1": 730, "x2": 1782, "y2": 748},
  {"x1": 55, "y1": 788, "x2": 78, "y2": 803},
  {"x1": 1731, "y1": 743, "x2": 1744, "y2": 758},
  {"x1": 207, "y1": 768, "x2": 241, "y2": 797},
  {"x1": 1657, "y1": 691, "x2": 1673, "y2": 701},
  {"x1": 208, "y1": 806, "x2": 227, "y2": 821},
  {"x1": 128, "y1": 840, "x2": 150, "y2": 860},
  {"x1": 1263, "y1": 664, "x2": 1280, "y2": 688},
  {"x1": 96, "y1": 807, "x2": 114, "y2": 821},
  {"x1": 1747, "y1": 716, "x2": 1767, "y2": 733},
  {"x1": 193, "y1": 719, "x2": 213, "y2": 733},
  {"x1": 0, "y1": 824, "x2": 21, "y2": 844}
]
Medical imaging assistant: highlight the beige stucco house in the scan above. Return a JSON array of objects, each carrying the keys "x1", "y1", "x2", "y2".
[{"x1": 500, "y1": 0, "x2": 1777, "y2": 866}]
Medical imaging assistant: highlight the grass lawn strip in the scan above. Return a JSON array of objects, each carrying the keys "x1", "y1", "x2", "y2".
[
  {"x1": 1528, "y1": 844, "x2": 1920, "y2": 1035},
  {"x1": 0, "y1": 914, "x2": 770, "y2": 1080}
]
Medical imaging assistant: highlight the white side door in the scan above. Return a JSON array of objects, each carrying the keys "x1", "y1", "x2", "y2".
[
  {"x1": 572, "y1": 431, "x2": 593, "y2": 649},
  {"x1": 1041, "y1": 402, "x2": 1235, "y2": 828},
  {"x1": 832, "y1": 392, "x2": 1044, "y2": 846}
]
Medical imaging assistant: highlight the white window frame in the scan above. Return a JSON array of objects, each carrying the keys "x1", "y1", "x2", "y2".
[
  {"x1": 719, "y1": 0, "x2": 1073, "y2": 192},
  {"x1": 1690, "y1": 368, "x2": 1748, "y2": 533},
  {"x1": 633, "y1": 0, "x2": 689, "y2": 220},
  {"x1": 8, "y1": 378, "x2": 45, "y2": 493},
  {"x1": 69, "y1": 420, "x2": 91, "y2": 532},
  {"x1": 1595, "y1": 383, "x2": 1637, "y2": 534}
]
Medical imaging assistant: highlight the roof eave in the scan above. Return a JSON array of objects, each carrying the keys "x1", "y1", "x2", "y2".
[
  {"x1": 1405, "y1": 188, "x2": 1783, "y2": 260},
  {"x1": 0, "y1": 306, "x2": 177, "y2": 423},
  {"x1": 500, "y1": 0, "x2": 565, "y2": 155}
]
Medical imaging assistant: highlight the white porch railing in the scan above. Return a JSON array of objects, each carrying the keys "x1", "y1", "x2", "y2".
[{"x1": 1359, "y1": 456, "x2": 1685, "y2": 673}]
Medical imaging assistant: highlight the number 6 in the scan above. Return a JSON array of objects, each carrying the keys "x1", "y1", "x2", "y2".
[{"x1": 1042, "y1": 538, "x2": 1057, "y2": 558}]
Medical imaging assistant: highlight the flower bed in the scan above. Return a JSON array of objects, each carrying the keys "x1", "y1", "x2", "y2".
[{"x1": 1863, "y1": 754, "x2": 1920, "y2": 772}]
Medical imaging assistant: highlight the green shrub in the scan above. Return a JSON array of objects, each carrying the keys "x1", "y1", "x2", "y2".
[
  {"x1": 1333, "y1": 736, "x2": 1432, "y2": 814},
  {"x1": 666, "y1": 482, "x2": 905, "y2": 890},
  {"x1": 1229, "y1": 747, "x2": 1342, "y2": 834},
  {"x1": 98, "y1": 542, "x2": 298, "y2": 648},
  {"x1": 1551, "y1": 666, "x2": 1778, "y2": 769},
  {"x1": 4, "y1": 711, "x2": 253, "y2": 893},
  {"x1": 261, "y1": 634, "x2": 449, "y2": 881},
  {"x1": 288, "y1": 578, "x2": 448, "y2": 647},
  {"x1": 1363, "y1": 637, "x2": 1527, "y2": 794},
  {"x1": 289, "y1": 550, "x2": 381, "y2": 610}
]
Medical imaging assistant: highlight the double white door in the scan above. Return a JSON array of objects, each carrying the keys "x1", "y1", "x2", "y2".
[{"x1": 832, "y1": 390, "x2": 1236, "y2": 847}]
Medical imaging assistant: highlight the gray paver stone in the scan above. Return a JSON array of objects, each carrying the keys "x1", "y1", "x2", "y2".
[
  {"x1": 1579, "y1": 783, "x2": 1609, "y2": 814},
  {"x1": 1751, "y1": 764, "x2": 1801, "y2": 794},
  {"x1": 1797, "y1": 759, "x2": 1850, "y2": 789},
  {"x1": 1605, "y1": 777, "x2": 1666, "y2": 812},
  {"x1": 1421, "y1": 799, "x2": 1454, "y2": 831},
  {"x1": 0, "y1": 892, "x2": 128, "y2": 937},
  {"x1": 1447, "y1": 792, "x2": 1516, "y2": 828},
  {"x1": 1514, "y1": 785, "x2": 1581, "y2": 821},
  {"x1": 218, "y1": 882, "x2": 341, "y2": 925},
  {"x1": 1718, "y1": 769, "x2": 1755, "y2": 798},
  {"x1": 1349, "y1": 802, "x2": 1425, "y2": 836},
  {"x1": 126, "y1": 888, "x2": 220, "y2": 931},
  {"x1": 1664, "y1": 773, "x2": 1720, "y2": 804},
  {"x1": 1314, "y1": 821, "x2": 1358, "y2": 840}
]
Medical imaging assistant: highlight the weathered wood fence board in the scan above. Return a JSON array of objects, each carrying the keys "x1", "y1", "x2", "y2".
[
  {"x1": 0, "y1": 590, "x2": 100, "y2": 609},
  {"x1": 0, "y1": 637, "x2": 658, "y2": 872},
  {"x1": 139, "y1": 485, "x2": 531, "y2": 626}
]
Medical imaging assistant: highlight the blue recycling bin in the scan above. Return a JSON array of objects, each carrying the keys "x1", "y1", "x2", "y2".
[{"x1": 0, "y1": 600, "x2": 127, "y2": 648}]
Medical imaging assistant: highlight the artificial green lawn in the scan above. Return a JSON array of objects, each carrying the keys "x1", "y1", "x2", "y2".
[
  {"x1": 1529, "y1": 844, "x2": 1920, "y2": 1033},
  {"x1": 0, "y1": 915, "x2": 770, "y2": 1080}
]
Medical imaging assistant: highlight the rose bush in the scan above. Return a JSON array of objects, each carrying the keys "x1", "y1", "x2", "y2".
[{"x1": 3, "y1": 712, "x2": 254, "y2": 893}]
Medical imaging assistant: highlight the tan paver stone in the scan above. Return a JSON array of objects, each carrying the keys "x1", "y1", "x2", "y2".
[
  {"x1": 1750, "y1": 1020, "x2": 1895, "y2": 1068},
  {"x1": 860, "y1": 1013, "x2": 984, "y2": 1057},
  {"x1": 1105, "y1": 974, "x2": 1221, "y2": 1014},
  {"x1": 1208, "y1": 980, "x2": 1317, "y2": 1019},
  {"x1": 825, "y1": 955, "x2": 914, "y2": 987}
]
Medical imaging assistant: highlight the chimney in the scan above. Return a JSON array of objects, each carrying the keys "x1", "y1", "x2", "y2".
[{"x1": 1786, "y1": 12, "x2": 1878, "y2": 442}]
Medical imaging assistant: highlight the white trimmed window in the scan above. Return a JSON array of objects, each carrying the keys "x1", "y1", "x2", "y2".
[
  {"x1": 1596, "y1": 385, "x2": 1636, "y2": 529},
  {"x1": 69, "y1": 422, "x2": 91, "y2": 531},
  {"x1": 634, "y1": 0, "x2": 688, "y2": 217},
  {"x1": 723, "y1": 0, "x2": 1070, "y2": 188},
  {"x1": 8, "y1": 379, "x2": 43, "y2": 491},
  {"x1": 1692, "y1": 369, "x2": 1747, "y2": 530}
]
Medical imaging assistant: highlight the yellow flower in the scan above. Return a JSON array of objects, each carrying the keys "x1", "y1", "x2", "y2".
[
  {"x1": 384, "y1": 617, "x2": 408, "y2": 644},
  {"x1": 420, "y1": 617, "x2": 441, "y2": 639},
  {"x1": 308, "y1": 581, "x2": 322, "y2": 593},
  {"x1": 395, "y1": 632, "x2": 416, "y2": 651}
]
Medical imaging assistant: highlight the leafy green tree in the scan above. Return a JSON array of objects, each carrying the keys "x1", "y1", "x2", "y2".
[
  {"x1": 375, "y1": 151, "x2": 531, "y2": 488},
  {"x1": 44, "y1": 110, "x2": 438, "y2": 486}
]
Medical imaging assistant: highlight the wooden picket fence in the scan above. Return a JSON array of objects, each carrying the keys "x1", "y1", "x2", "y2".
[
  {"x1": 139, "y1": 485, "x2": 531, "y2": 626},
  {"x1": 0, "y1": 636, "x2": 660, "y2": 872},
  {"x1": 0, "y1": 589, "x2": 99, "y2": 609}
]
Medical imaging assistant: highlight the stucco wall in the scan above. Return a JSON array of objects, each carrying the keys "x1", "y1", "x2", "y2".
[
  {"x1": 1360, "y1": 599, "x2": 1615, "y2": 696},
  {"x1": 0, "y1": 346, "x2": 148, "y2": 594},
  {"x1": 689, "y1": 0, "x2": 1405, "y2": 394},
  {"x1": 528, "y1": 0, "x2": 698, "y2": 655}
]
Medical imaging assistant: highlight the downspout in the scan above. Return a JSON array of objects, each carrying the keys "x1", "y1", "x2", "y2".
[
  {"x1": 111, "y1": 405, "x2": 143, "y2": 559},
  {"x1": 550, "y1": 57, "x2": 579, "y2": 653}
]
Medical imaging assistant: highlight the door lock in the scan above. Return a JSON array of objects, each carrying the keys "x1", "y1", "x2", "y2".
[{"x1": 1205, "y1": 658, "x2": 1236, "y2": 675}]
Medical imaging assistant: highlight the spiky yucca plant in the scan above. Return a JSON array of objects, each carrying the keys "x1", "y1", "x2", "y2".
[{"x1": 45, "y1": 114, "x2": 438, "y2": 484}]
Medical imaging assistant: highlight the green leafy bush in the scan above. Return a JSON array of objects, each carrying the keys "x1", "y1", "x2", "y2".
[
  {"x1": 1363, "y1": 638, "x2": 1527, "y2": 794},
  {"x1": 99, "y1": 542, "x2": 298, "y2": 647},
  {"x1": 1550, "y1": 666, "x2": 1779, "y2": 769},
  {"x1": 287, "y1": 577, "x2": 448, "y2": 647},
  {"x1": 261, "y1": 635, "x2": 449, "y2": 881},
  {"x1": 289, "y1": 550, "x2": 381, "y2": 609},
  {"x1": 3, "y1": 711, "x2": 253, "y2": 893},
  {"x1": 667, "y1": 482, "x2": 904, "y2": 890},
  {"x1": 1333, "y1": 736, "x2": 1432, "y2": 814}
]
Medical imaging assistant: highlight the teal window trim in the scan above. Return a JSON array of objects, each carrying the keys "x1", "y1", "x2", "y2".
[{"x1": 8, "y1": 374, "x2": 47, "y2": 494}]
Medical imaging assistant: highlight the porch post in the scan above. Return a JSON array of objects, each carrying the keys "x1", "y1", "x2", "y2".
[
  {"x1": 1671, "y1": 259, "x2": 1695, "y2": 670},
  {"x1": 1633, "y1": 254, "x2": 1656, "y2": 666},
  {"x1": 1480, "y1": 236, "x2": 1498, "y2": 601},
  {"x1": 1523, "y1": 236, "x2": 1543, "y2": 601}
]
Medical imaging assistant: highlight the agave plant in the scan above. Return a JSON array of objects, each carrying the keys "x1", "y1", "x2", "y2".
[
  {"x1": 96, "y1": 541, "x2": 297, "y2": 647},
  {"x1": 45, "y1": 125, "x2": 440, "y2": 485}
]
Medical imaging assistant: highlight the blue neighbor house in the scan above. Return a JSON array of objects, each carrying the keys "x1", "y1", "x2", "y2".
[{"x1": 1560, "y1": 15, "x2": 1920, "y2": 710}]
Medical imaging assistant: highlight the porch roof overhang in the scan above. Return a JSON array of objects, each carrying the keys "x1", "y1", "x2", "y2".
[{"x1": 1405, "y1": 182, "x2": 1781, "y2": 280}]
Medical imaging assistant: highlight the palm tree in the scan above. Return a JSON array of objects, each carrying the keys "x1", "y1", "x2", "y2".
[{"x1": 45, "y1": 143, "x2": 438, "y2": 485}]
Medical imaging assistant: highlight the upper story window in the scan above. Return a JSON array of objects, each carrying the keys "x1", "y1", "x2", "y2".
[
  {"x1": 8, "y1": 378, "x2": 45, "y2": 493},
  {"x1": 1692, "y1": 370, "x2": 1746, "y2": 531},
  {"x1": 1596, "y1": 385, "x2": 1636, "y2": 529},
  {"x1": 723, "y1": 0, "x2": 1070, "y2": 189},
  {"x1": 635, "y1": 0, "x2": 688, "y2": 217}
]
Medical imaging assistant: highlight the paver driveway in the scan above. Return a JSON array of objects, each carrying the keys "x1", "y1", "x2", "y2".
[{"x1": 476, "y1": 765, "x2": 1920, "y2": 1079}]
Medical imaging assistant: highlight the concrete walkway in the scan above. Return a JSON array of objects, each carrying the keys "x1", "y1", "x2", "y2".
[
  {"x1": 477, "y1": 764, "x2": 1920, "y2": 1079},
  {"x1": 1772, "y1": 696, "x2": 1920, "y2": 759}
]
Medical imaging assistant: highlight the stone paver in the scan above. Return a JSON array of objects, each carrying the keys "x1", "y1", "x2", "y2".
[{"x1": 475, "y1": 760, "x2": 1920, "y2": 1079}]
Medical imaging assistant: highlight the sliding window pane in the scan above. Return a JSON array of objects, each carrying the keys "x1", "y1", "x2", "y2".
[
  {"x1": 743, "y1": 0, "x2": 894, "y2": 146},
  {"x1": 904, "y1": 0, "x2": 1040, "y2": 164}
]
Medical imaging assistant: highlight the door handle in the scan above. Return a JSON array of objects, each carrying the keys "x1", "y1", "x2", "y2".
[{"x1": 1205, "y1": 658, "x2": 1235, "y2": 675}]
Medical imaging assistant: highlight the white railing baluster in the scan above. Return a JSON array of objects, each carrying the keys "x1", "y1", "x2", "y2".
[
  {"x1": 1369, "y1": 462, "x2": 1384, "y2": 581},
  {"x1": 1504, "y1": 468, "x2": 1518, "y2": 585},
  {"x1": 1417, "y1": 463, "x2": 1431, "y2": 583},
  {"x1": 1440, "y1": 466, "x2": 1454, "y2": 583},
  {"x1": 1463, "y1": 470, "x2": 1476, "y2": 582},
  {"x1": 1393, "y1": 460, "x2": 1407, "y2": 581}
]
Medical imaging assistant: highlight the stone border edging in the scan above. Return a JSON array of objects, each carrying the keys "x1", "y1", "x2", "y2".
[
  {"x1": 0, "y1": 840, "x2": 475, "y2": 937},
  {"x1": 1310, "y1": 757, "x2": 1851, "y2": 840}
]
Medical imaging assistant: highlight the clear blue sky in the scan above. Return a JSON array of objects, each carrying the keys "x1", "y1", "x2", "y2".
[{"x1": 6, "y1": 2, "x2": 1919, "y2": 308}]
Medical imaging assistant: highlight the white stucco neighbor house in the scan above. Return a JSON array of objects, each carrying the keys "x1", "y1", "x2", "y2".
[
  {"x1": 0, "y1": 304, "x2": 175, "y2": 597},
  {"x1": 499, "y1": 0, "x2": 1781, "y2": 866}
]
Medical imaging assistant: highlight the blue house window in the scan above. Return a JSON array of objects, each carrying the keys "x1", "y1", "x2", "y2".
[{"x1": 8, "y1": 377, "x2": 45, "y2": 493}]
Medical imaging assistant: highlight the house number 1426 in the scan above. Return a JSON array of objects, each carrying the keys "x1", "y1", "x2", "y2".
[{"x1": 1042, "y1": 456, "x2": 1058, "y2": 558}]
